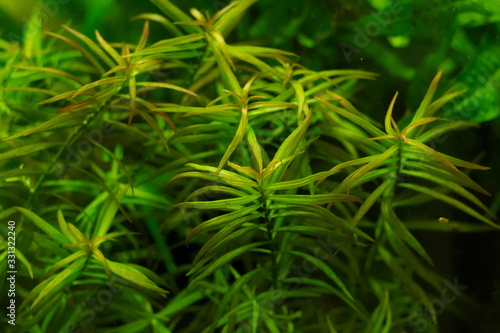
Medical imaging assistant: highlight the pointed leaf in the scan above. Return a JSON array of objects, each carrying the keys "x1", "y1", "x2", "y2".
[
  {"x1": 2, "y1": 111, "x2": 91, "y2": 140},
  {"x1": 381, "y1": 199, "x2": 433, "y2": 264},
  {"x1": 270, "y1": 194, "x2": 362, "y2": 205},
  {"x1": 412, "y1": 70, "x2": 443, "y2": 121},
  {"x1": 283, "y1": 250, "x2": 354, "y2": 300},
  {"x1": 189, "y1": 241, "x2": 269, "y2": 286},
  {"x1": 399, "y1": 183, "x2": 498, "y2": 229},
  {"x1": 62, "y1": 24, "x2": 115, "y2": 68},
  {"x1": 15, "y1": 207, "x2": 70, "y2": 246},
  {"x1": 45, "y1": 250, "x2": 87, "y2": 277},
  {"x1": 107, "y1": 260, "x2": 169, "y2": 296},
  {"x1": 176, "y1": 194, "x2": 260, "y2": 210},
  {"x1": 31, "y1": 257, "x2": 86, "y2": 309},
  {"x1": 186, "y1": 204, "x2": 261, "y2": 243},
  {"x1": 0, "y1": 142, "x2": 63, "y2": 160}
]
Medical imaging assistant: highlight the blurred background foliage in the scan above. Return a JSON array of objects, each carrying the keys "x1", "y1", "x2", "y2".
[
  {"x1": 0, "y1": 0, "x2": 499, "y2": 331},
  {"x1": 1, "y1": 0, "x2": 498, "y2": 122}
]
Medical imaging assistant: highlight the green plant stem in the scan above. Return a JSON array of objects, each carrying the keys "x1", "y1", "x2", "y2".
[
  {"x1": 185, "y1": 41, "x2": 209, "y2": 96},
  {"x1": 18, "y1": 95, "x2": 116, "y2": 253},
  {"x1": 27, "y1": 113, "x2": 100, "y2": 204},
  {"x1": 396, "y1": 140, "x2": 406, "y2": 179},
  {"x1": 16, "y1": 112, "x2": 99, "y2": 254},
  {"x1": 260, "y1": 191, "x2": 278, "y2": 289}
]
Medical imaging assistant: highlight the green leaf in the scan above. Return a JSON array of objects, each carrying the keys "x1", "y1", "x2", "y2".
[
  {"x1": 270, "y1": 193, "x2": 362, "y2": 205},
  {"x1": 227, "y1": 46, "x2": 280, "y2": 76},
  {"x1": 351, "y1": 180, "x2": 392, "y2": 226},
  {"x1": 62, "y1": 24, "x2": 115, "y2": 69},
  {"x1": 0, "y1": 208, "x2": 18, "y2": 222},
  {"x1": 45, "y1": 250, "x2": 88, "y2": 278},
  {"x1": 399, "y1": 183, "x2": 499, "y2": 229},
  {"x1": 182, "y1": 163, "x2": 259, "y2": 189},
  {"x1": 386, "y1": 228, "x2": 443, "y2": 290},
  {"x1": 92, "y1": 249, "x2": 113, "y2": 282},
  {"x1": 15, "y1": 207, "x2": 70, "y2": 246},
  {"x1": 107, "y1": 259, "x2": 169, "y2": 296},
  {"x1": 378, "y1": 246, "x2": 436, "y2": 323},
  {"x1": 176, "y1": 194, "x2": 260, "y2": 210},
  {"x1": 412, "y1": 71, "x2": 443, "y2": 122},
  {"x1": 149, "y1": 0, "x2": 203, "y2": 34},
  {"x1": 401, "y1": 169, "x2": 494, "y2": 217},
  {"x1": 293, "y1": 277, "x2": 365, "y2": 316},
  {"x1": 208, "y1": 36, "x2": 241, "y2": 95},
  {"x1": 380, "y1": 199, "x2": 433, "y2": 264},
  {"x1": 264, "y1": 110, "x2": 312, "y2": 185},
  {"x1": 216, "y1": 107, "x2": 248, "y2": 174},
  {"x1": 136, "y1": 81, "x2": 198, "y2": 97},
  {"x1": 227, "y1": 161, "x2": 259, "y2": 181},
  {"x1": 403, "y1": 220, "x2": 496, "y2": 232},
  {"x1": 404, "y1": 148, "x2": 489, "y2": 195},
  {"x1": 135, "y1": 20, "x2": 149, "y2": 52},
  {"x1": 271, "y1": 204, "x2": 373, "y2": 241},
  {"x1": 443, "y1": 47, "x2": 500, "y2": 123},
  {"x1": 130, "y1": 13, "x2": 183, "y2": 37},
  {"x1": 316, "y1": 96, "x2": 386, "y2": 138},
  {"x1": 0, "y1": 142, "x2": 63, "y2": 160},
  {"x1": 185, "y1": 185, "x2": 249, "y2": 202},
  {"x1": 31, "y1": 257, "x2": 86, "y2": 309},
  {"x1": 45, "y1": 31, "x2": 105, "y2": 73},
  {"x1": 2, "y1": 111, "x2": 91, "y2": 141},
  {"x1": 156, "y1": 290, "x2": 206, "y2": 319},
  {"x1": 425, "y1": 89, "x2": 466, "y2": 118},
  {"x1": 384, "y1": 92, "x2": 399, "y2": 136},
  {"x1": 415, "y1": 120, "x2": 478, "y2": 143},
  {"x1": 343, "y1": 145, "x2": 398, "y2": 193},
  {"x1": 186, "y1": 204, "x2": 262, "y2": 243},
  {"x1": 95, "y1": 30, "x2": 125, "y2": 66},
  {"x1": 7, "y1": 246, "x2": 34, "y2": 279},
  {"x1": 247, "y1": 125, "x2": 263, "y2": 172},
  {"x1": 291, "y1": 80, "x2": 306, "y2": 119},
  {"x1": 188, "y1": 223, "x2": 262, "y2": 277},
  {"x1": 211, "y1": 267, "x2": 270, "y2": 332},
  {"x1": 276, "y1": 226, "x2": 357, "y2": 246},
  {"x1": 0, "y1": 168, "x2": 43, "y2": 178},
  {"x1": 92, "y1": 184, "x2": 130, "y2": 238},
  {"x1": 283, "y1": 250, "x2": 354, "y2": 301},
  {"x1": 265, "y1": 170, "x2": 335, "y2": 191},
  {"x1": 228, "y1": 45, "x2": 296, "y2": 59},
  {"x1": 189, "y1": 241, "x2": 269, "y2": 286},
  {"x1": 71, "y1": 77, "x2": 123, "y2": 99},
  {"x1": 11, "y1": 65, "x2": 85, "y2": 85},
  {"x1": 363, "y1": 291, "x2": 391, "y2": 333},
  {"x1": 193, "y1": 217, "x2": 262, "y2": 264},
  {"x1": 273, "y1": 109, "x2": 311, "y2": 161},
  {"x1": 405, "y1": 139, "x2": 488, "y2": 194},
  {"x1": 213, "y1": 0, "x2": 258, "y2": 36},
  {"x1": 136, "y1": 109, "x2": 170, "y2": 152},
  {"x1": 154, "y1": 103, "x2": 239, "y2": 115}
]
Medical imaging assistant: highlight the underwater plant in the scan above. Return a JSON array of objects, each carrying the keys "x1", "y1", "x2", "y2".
[{"x1": 0, "y1": 0, "x2": 498, "y2": 332}]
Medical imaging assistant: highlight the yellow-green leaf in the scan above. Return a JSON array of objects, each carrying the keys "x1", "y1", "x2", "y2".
[
  {"x1": 31, "y1": 257, "x2": 86, "y2": 309},
  {"x1": 62, "y1": 24, "x2": 115, "y2": 69},
  {"x1": 0, "y1": 142, "x2": 63, "y2": 160},
  {"x1": 107, "y1": 260, "x2": 169, "y2": 296},
  {"x1": 15, "y1": 207, "x2": 70, "y2": 246}
]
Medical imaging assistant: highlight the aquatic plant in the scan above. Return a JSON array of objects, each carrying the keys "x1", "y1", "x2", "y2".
[{"x1": 0, "y1": 0, "x2": 498, "y2": 332}]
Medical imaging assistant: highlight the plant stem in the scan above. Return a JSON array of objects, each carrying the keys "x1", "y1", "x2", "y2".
[
  {"x1": 260, "y1": 191, "x2": 278, "y2": 289},
  {"x1": 17, "y1": 111, "x2": 100, "y2": 253}
]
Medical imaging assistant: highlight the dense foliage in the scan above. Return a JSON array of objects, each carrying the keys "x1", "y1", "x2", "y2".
[{"x1": 1, "y1": 0, "x2": 499, "y2": 332}]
